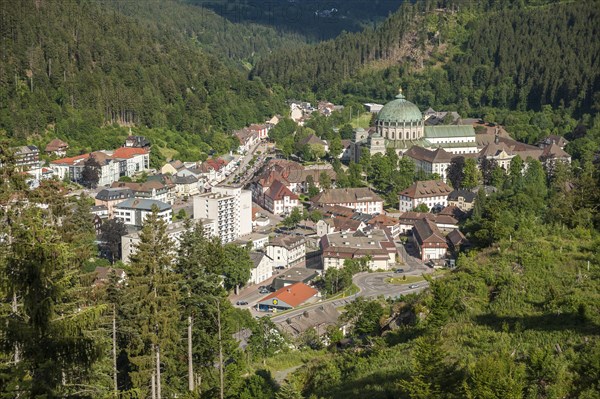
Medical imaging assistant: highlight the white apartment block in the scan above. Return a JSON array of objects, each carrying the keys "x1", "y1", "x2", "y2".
[
  {"x1": 266, "y1": 236, "x2": 306, "y2": 268},
  {"x1": 193, "y1": 186, "x2": 252, "y2": 243},
  {"x1": 114, "y1": 198, "x2": 172, "y2": 228}
]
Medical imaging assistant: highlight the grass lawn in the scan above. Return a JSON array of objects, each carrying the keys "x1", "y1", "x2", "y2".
[
  {"x1": 350, "y1": 112, "x2": 372, "y2": 129},
  {"x1": 385, "y1": 269, "x2": 450, "y2": 285},
  {"x1": 385, "y1": 275, "x2": 425, "y2": 285},
  {"x1": 251, "y1": 349, "x2": 327, "y2": 374}
]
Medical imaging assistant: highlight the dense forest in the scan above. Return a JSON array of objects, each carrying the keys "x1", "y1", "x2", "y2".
[
  {"x1": 252, "y1": 0, "x2": 600, "y2": 117},
  {"x1": 189, "y1": 0, "x2": 401, "y2": 41},
  {"x1": 97, "y1": 0, "x2": 306, "y2": 67},
  {"x1": 0, "y1": 0, "x2": 287, "y2": 158}
]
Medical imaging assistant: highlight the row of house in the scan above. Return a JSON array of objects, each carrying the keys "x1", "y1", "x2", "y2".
[{"x1": 50, "y1": 147, "x2": 150, "y2": 186}]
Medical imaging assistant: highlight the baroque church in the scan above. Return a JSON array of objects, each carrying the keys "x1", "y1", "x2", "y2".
[{"x1": 353, "y1": 90, "x2": 478, "y2": 159}]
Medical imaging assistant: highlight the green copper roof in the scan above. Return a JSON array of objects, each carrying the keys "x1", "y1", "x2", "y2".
[
  {"x1": 376, "y1": 92, "x2": 422, "y2": 123},
  {"x1": 424, "y1": 125, "x2": 476, "y2": 138}
]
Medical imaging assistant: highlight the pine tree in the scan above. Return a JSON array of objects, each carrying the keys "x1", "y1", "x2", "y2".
[
  {"x1": 123, "y1": 206, "x2": 181, "y2": 398},
  {"x1": 3, "y1": 207, "x2": 106, "y2": 397}
]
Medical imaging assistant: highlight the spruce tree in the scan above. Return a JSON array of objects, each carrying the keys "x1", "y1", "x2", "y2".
[{"x1": 123, "y1": 206, "x2": 181, "y2": 398}]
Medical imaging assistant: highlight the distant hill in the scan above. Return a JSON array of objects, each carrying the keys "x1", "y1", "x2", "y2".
[
  {"x1": 252, "y1": 0, "x2": 600, "y2": 116},
  {"x1": 98, "y1": 0, "x2": 306, "y2": 67},
  {"x1": 188, "y1": 0, "x2": 402, "y2": 41},
  {"x1": 0, "y1": 0, "x2": 286, "y2": 143}
]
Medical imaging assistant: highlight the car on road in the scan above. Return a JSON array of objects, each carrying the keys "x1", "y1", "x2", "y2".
[
  {"x1": 274, "y1": 265, "x2": 285, "y2": 270},
  {"x1": 258, "y1": 288, "x2": 269, "y2": 294},
  {"x1": 236, "y1": 300, "x2": 248, "y2": 305},
  {"x1": 425, "y1": 260, "x2": 435, "y2": 267},
  {"x1": 408, "y1": 284, "x2": 419, "y2": 289},
  {"x1": 394, "y1": 268, "x2": 405, "y2": 273}
]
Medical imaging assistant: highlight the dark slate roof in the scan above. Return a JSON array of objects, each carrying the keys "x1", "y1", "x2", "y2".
[
  {"x1": 115, "y1": 198, "x2": 171, "y2": 212},
  {"x1": 96, "y1": 188, "x2": 135, "y2": 202},
  {"x1": 448, "y1": 189, "x2": 477, "y2": 203}
]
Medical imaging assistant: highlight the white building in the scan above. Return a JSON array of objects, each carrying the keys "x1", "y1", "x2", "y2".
[
  {"x1": 193, "y1": 186, "x2": 252, "y2": 243},
  {"x1": 412, "y1": 218, "x2": 448, "y2": 261},
  {"x1": 403, "y1": 146, "x2": 453, "y2": 183},
  {"x1": 311, "y1": 188, "x2": 384, "y2": 215},
  {"x1": 266, "y1": 235, "x2": 306, "y2": 269},
  {"x1": 50, "y1": 148, "x2": 149, "y2": 187},
  {"x1": 263, "y1": 179, "x2": 300, "y2": 215},
  {"x1": 399, "y1": 180, "x2": 453, "y2": 212},
  {"x1": 248, "y1": 252, "x2": 274, "y2": 285},
  {"x1": 114, "y1": 198, "x2": 172, "y2": 228},
  {"x1": 320, "y1": 228, "x2": 396, "y2": 271}
]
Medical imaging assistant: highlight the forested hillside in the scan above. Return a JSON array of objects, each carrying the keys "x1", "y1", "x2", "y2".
[
  {"x1": 0, "y1": 0, "x2": 286, "y2": 154},
  {"x1": 98, "y1": 0, "x2": 305, "y2": 67},
  {"x1": 253, "y1": 0, "x2": 600, "y2": 116},
  {"x1": 189, "y1": 0, "x2": 401, "y2": 41}
]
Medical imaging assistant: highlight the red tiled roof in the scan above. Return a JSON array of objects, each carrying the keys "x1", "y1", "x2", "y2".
[
  {"x1": 261, "y1": 282, "x2": 317, "y2": 307},
  {"x1": 112, "y1": 147, "x2": 148, "y2": 158},
  {"x1": 400, "y1": 180, "x2": 453, "y2": 199},
  {"x1": 265, "y1": 179, "x2": 298, "y2": 201},
  {"x1": 51, "y1": 153, "x2": 89, "y2": 165}
]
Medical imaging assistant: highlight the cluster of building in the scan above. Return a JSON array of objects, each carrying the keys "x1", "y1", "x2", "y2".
[
  {"x1": 289, "y1": 100, "x2": 343, "y2": 125},
  {"x1": 349, "y1": 91, "x2": 571, "y2": 181}
]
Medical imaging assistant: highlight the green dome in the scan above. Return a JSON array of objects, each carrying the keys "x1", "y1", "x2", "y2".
[{"x1": 376, "y1": 92, "x2": 422, "y2": 123}]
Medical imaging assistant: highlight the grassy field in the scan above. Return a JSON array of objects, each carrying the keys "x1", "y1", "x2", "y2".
[
  {"x1": 250, "y1": 349, "x2": 327, "y2": 375},
  {"x1": 385, "y1": 275, "x2": 425, "y2": 285},
  {"x1": 350, "y1": 112, "x2": 372, "y2": 129}
]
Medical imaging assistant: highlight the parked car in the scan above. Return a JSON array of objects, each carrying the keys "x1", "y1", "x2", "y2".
[
  {"x1": 258, "y1": 288, "x2": 269, "y2": 294},
  {"x1": 426, "y1": 260, "x2": 435, "y2": 267},
  {"x1": 236, "y1": 300, "x2": 248, "y2": 306},
  {"x1": 408, "y1": 284, "x2": 419, "y2": 289},
  {"x1": 274, "y1": 265, "x2": 285, "y2": 270},
  {"x1": 394, "y1": 268, "x2": 405, "y2": 273}
]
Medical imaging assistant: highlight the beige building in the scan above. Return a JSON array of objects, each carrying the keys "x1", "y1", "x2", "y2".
[
  {"x1": 311, "y1": 188, "x2": 384, "y2": 214},
  {"x1": 399, "y1": 180, "x2": 453, "y2": 212},
  {"x1": 266, "y1": 235, "x2": 306, "y2": 268},
  {"x1": 320, "y1": 228, "x2": 396, "y2": 271}
]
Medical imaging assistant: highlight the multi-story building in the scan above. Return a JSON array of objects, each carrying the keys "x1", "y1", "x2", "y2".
[
  {"x1": 266, "y1": 235, "x2": 306, "y2": 268},
  {"x1": 263, "y1": 179, "x2": 300, "y2": 215},
  {"x1": 320, "y1": 228, "x2": 396, "y2": 271},
  {"x1": 193, "y1": 186, "x2": 252, "y2": 243},
  {"x1": 111, "y1": 180, "x2": 173, "y2": 205},
  {"x1": 311, "y1": 188, "x2": 384, "y2": 214},
  {"x1": 95, "y1": 188, "x2": 135, "y2": 217},
  {"x1": 248, "y1": 252, "x2": 274, "y2": 285},
  {"x1": 412, "y1": 218, "x2": 448, "y2": 261},
  {"x1": 447, "y1": 190, "x2": 477, "y2": 212},
  {"x1": 399, "y1": 180, "x2": 453, "y2": 212},
  {"x1": 50, "y1": 148, "x2": 149, "y2": 186},
  {"x1": 403, "y1": 146, "x2": 453, "y2": 182},
  {"x1": 12, "y1": 145, "x2": 40, "y2": 171},
  {"x1": 114, "y1": 198, "x2": 172, "y2": 228},
  {"x1": 44, "y1": 139, "x2": 69, "y2": 157}
]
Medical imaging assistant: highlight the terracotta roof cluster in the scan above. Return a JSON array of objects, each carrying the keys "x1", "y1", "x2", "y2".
[
  {"x1": 400, "y1": 180, "x2": 453, "y2": 199},
  {"x1": 261, "y1": 282, "x2": 318, "y2": 308},
  {"x1": 111, "y1": 180, "x2": 166, "y2": 193},
  {"x1": 541, "y1": 143, "x2": 570, "y2": 160},
  {"x1": 312, "y1": 188, "x2": 383, "y2": 205},
  {"x1": 51, "y1": 147, "x2": 147, "y2": 166},
  {"x1": 199, "y1": 158, "x2": 227, "y2": 172}
]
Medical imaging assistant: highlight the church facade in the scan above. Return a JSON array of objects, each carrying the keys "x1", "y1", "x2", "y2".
[{"x1": 358, "y1": 91, "x2": 478, "y2": 157}]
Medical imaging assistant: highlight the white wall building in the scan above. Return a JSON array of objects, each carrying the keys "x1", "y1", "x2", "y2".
[
  {"x1": 248, "y1": 252, "x2": 274, "y2": 285},
  {"x1": 266, "y1": 236, "x2": 306, "y2": 268},
  {"x1": 311, "y1": 188, "x2": 384, "y2": 214},
  {"x1": 398, "y1": 180, "x2": 453, "y2": 212},
  {"x1": 193, "y1": 186, "x2": 252, "y2": 243},
  {"x1": 114, "y1": 198, "x2": 172, "y2": 228}
]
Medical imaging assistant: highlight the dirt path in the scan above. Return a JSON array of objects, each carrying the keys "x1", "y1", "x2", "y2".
[{"x1": 273, "y1": 365, "x2": 302, "y2": 385}]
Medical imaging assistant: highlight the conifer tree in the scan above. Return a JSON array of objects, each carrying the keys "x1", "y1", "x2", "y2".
[
  {"x1": 3, "y1": 207, "x2": 106, "y2": 397},
  {"x1": 123, "y1": 206, "x2": 181, "y2": 398}
]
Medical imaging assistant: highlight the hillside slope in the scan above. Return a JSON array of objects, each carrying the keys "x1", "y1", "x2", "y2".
[
  {"x1": 253, "y1": 1, "x2": 600, "y2": 116},
  {"x1": 0, "y1": 0, "x2": 285, "y2": 143}
]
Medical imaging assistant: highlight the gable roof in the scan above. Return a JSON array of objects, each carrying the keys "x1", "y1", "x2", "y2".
[
  {"x1": 400, "y1": 180, "x2": 453, "y2": 199},
  {"x1": 112, "y1": 147, "x2": 148, "y2": 158},
  {"x1": 448, "y1": 189, "x2": 477, "y2": 203},
  {"x1": 115, "y1": 198, "x2": 171, "y2": 212},
  {"x1": 424, "y1": 125, "x2": 475, "y2": 138},
  {"x1": 298, "y1": 134, "x2": 327, "y2": 147},
  {"x1": 96, "y1": 188, "x2": 135, "y2": 201},
  {"x1": 45, "y1": 138, "x2": 68, "y2": 152},
  {"x1": 413, "y1": 218, "x2": 447, "y2": 246},
  {"x1": 260, "y1": 282, "x2": 318, "y2": 308},
  {"x1": 447, "y1": 229, "x2": 467, "y2": 247},
  {"x1": 312, "y1": 188, "x2": 383, "y2": 205},
  {"x1": 541, "y1": 142, "x2": 570, "y2": 159},
  {"x1": 404, "y1": 146, "x2": 453, "y2": 163},
  {"x1": 265, "y1": 179, "x2": 298, "y2": 201}
]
